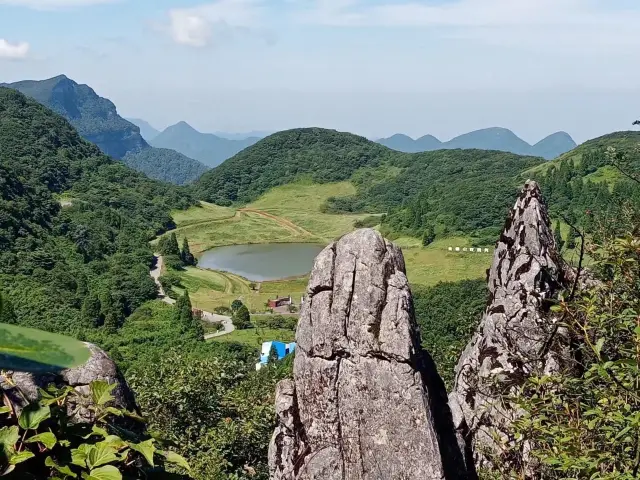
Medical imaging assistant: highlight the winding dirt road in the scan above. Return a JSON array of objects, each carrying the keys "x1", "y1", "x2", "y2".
[{"x1": 150, "y1": 255, "x2": 235, "y2": 339}]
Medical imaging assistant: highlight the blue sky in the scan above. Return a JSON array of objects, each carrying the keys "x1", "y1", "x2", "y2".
[{"x1": 1, "y1": 0, "x2": 639, "y2": 143}]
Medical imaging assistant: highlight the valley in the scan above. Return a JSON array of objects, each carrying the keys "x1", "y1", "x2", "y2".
[{"x1": 157, "y1": 181, "x2": 493, "y2": 316}]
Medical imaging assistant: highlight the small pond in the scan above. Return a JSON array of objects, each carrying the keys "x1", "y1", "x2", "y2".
[{"x1": 197, "y1": 243, "x2": 326, "y2": 282}]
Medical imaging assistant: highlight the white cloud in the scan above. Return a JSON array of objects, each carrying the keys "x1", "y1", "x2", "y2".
[
  {"x1": 0, "y1": 0, "x2": 119, "y2": 8},
  {"x1": 0, "y1": 39, "x2": 29, "y2": 59},
  {"x1": 165, "y1": 0, "x2": 266, "y2": 47},
  {"x1": 292, "y1": 0, "x2": 640, "y2": 51}
]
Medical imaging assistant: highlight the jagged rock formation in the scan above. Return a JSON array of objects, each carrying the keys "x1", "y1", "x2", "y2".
[
  {"x1": 268, "y1": 229, "x2": 469, "y2": 480},
  {"x1": 1, "y1": 343, "x2": 137, "y2": 423},
  {"x1": 449, "y1": 180, "x2": 569, "y2": 469}
]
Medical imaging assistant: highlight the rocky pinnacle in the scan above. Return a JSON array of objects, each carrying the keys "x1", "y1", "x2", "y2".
[
  {"x1": 268, "y1": 228, "x2": 469, "y2": 480},
  {"x1": 449, "y1": 180, "x2": 569, "y2": 470}
]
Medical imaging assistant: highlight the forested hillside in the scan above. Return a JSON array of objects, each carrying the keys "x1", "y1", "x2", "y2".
[
  {"x1": 0, "y1": 87, "x2": 296, "y2": 479},
  {"x1": 0, "y1": 86, "x2": 193, "y2": 333},
  {"x1": 196, "y1": 127, "x2": 544, "y2": 240},
  {"x1": 2, "y1": 75, "x2": 207, "y2": 185},
  {"x1": 195, "y1": 127, "x2": 395, "y2": 203},
  {"x1": 529, "y1": 131, "x2": 640, "y2": 236}
]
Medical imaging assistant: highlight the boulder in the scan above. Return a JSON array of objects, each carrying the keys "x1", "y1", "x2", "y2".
[
  {"x1": 268, "y1": 228, "x2": 470, "y2": 480},
  {"x1": 1, "y1": 342, "x2": 138, "y2": 423},
  {"x1": 449, "y1": 180, "x2": 570, "y2": 470}
]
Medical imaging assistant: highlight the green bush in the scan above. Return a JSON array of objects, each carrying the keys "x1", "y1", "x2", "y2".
[{"x1": 0, "y1": 380, "x2": 189, "y2": 478}]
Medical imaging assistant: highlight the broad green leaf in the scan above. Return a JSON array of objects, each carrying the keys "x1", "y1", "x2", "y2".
[
  {"x1": 0, "y1": 426, "x2": 19, "y2": 451},
  {"x1": 82, "y1": 465, "x2": 122, "y2": 480},
  {"x1": 101, "y1": 407, "x2": 123, "y2": 418},
  {"x1": 595, "y1": 338, "x2": 605, "y2": 356},
  {"x1": 71, "y1": 444, "x2": 92, "y2": 468},
  {"x1": 160, "y1": 450, "x2": 191, "y2": 472},
  {"x1": 86, "y1": 443, "x2": 119, "y2": 469},
  {"x1": 26, "y1": 431, "x2": 57, "y2": 450},
  {"x1": 9, "y1": 450, "x2": 35, "y2": 465},
  {"x1": 18, "y1": 403, "x2": 51, "y2": 430},
  {"x1": 90, "y1": 381, "x2": 116, "y2": 407},
  {"x1": 0, "y1": 323, "x2": 90, "y2": 373},
  {"x1": 130, "y1": 439, "x2": 155, "y2": 467},
  {"x1": 45, "y1": 456, "x2": 77, "y2": 477},
  {"x1": 0, "y1": 407, "x2": 11, "y2": 415}
]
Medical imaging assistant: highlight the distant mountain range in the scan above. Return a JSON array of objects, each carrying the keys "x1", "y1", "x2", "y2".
[
  {"x1": 1, "y1": 75, "x2": 207, "y2": 185},
  {"x1": 147, "y1": 121, "x2": 261, "y2": 168},
  {"x1": 126, "y1": 117, "x2": 160, "y2": 142},
  {"x1": 376, "y1": 128, "x2": 577, "y2": 160}
]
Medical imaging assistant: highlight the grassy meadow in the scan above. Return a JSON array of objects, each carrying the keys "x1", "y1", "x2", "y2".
[{"x1": 159, "y1": 181, "x2": 499, "y2": 311}]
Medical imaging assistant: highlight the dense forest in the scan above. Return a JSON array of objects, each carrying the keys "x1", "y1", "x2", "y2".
[
  {"x1": 194, "y1": 127, "x2": 397, "y2": 204},
  {"x1": 124, "y1": 147, "x2": 208, "y2": 185},
  {"x1": 0, "y1": 87, "x2": 300, "y2": 479},
  {"x1": 195, "y1": 127, "x2": 544, "y2": 242},
  {"x1": 2, "y1": 76, "x2": 208, "y2": 185}
]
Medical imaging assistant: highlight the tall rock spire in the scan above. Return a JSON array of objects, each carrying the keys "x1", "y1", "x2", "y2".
[
  {"x1": 449, "y1": 180, "x2": 569, "y2": 470},
  {"x1": 268, "y1": 228, "x2": 470, "y2": 480}
]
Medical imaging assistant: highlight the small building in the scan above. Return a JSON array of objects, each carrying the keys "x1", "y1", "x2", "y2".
[
  {"x1": 455, "y1": 247, "x2": 461, "y2": 252},
  {"x1": 484, "y1": 248, "x2": 490, "y2": 253},
  {"x1": 448, "y1": 247, "x2": 453, "y2": 251},
  {"x1": 256, "y1": 341, "x2": 296, "y2": 370},
  {"x1": 463, "y1": 247, "x2": 468, "y2": 252},
  {"x1": 267, "y1": 296, "x2": 292, "y2": 308}
]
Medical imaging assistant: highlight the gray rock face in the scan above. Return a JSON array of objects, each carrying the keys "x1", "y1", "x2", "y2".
[
  {"x1": 1, "y1": 343, "x2": 137, "y2": 423},
  {"x1": 449, "y1": 180, "x2": 569, "y2": 469},
  {"x1": 268, "y1": 229, "x2": 469, "y2": 480}
]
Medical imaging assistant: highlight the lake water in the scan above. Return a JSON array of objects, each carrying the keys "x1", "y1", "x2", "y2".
[{"x1": 197, "y1": 243, "x2": 326, "y2": 282}]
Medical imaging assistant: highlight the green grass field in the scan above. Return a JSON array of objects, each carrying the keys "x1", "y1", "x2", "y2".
[
  {"x1": 208, "y1": 327, "x2": 296, "y2": 348},
  {"x1": 172, "y1": 267, "x2": 308, "y2": 312},
  {"x1": 159, "y1": 181, "x2": 507, "y2": 310},
  {"x1": 171, "y1": 201, "x2": 236, "y2": 227},
  {"x1": 0, "y1": 323, "x2": 91, "y2": 372}
]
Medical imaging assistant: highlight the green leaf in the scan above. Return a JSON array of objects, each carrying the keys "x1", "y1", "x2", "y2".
[
  {"x1": 71, "y1": 444, "x2": 92, "y2": 468},
  {"x1": 160, "y1": 450, "x2": 191, "y2": 472},
  {"x1": 26, "y1": 431, "x2": 57, "y2": 450},
  {"x1": 83, "y1": 425, "x2": 109, "y2": 440},
  {"x1": 130, "y1": 439, "x2": 155, "y2": 467},
  {"x1": 101, "y1": 436, "x2": 127, "y2": 450},
  {"x1": 82, "y1": 465, "x2": 122, "y2": 480},
  {"x1": 0, "y1": 406, "x2": 11, "y2": 415},
  {"x1": 9, "y1": 450, "x2": 35, "y2": 465},
  {"x1": 0, "y1": 426, "x2": 19, "y2": 451},
  {"x1": 595, "y1": 338, "x2": 605, "y2": 356},
  {"x1": 90, "y1": 381, "x2": 116, "y2": 407},
  {"x1": 86, "y1": 443, "x2": 119, "y2": 469},
  {"x1": 45, "y1": 456, "x2": 77, "y2": 477},
  {"x1": 0, "y1": 323, "x2": 91, "y2": 373},
  {"x1": 18, "y1": 403, "x2": 51, "y2": 430}
]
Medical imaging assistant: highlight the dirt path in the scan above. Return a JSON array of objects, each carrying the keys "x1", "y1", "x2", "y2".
[
  {"x1": 239, "y1": 208, "x2": 315, "y2": 237},
  {"x1": 150, "y1": 255, "x2": 235, "y2": 338}
]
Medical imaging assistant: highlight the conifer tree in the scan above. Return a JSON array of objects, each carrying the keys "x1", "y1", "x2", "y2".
[
  {"x1": 175, "y1": 291, "x2": 204, "y2": 341},
  {"x1": 181, "y1": 237, "x2": 196, "y2": 266},
  {"x1": 422, "y1": 224, "x2": 436, "y2": 247},
  {"x1": 553, "y1": 221, "x2": 564, "y2": 252},
  {"x1": 268, "y1": 344, "x2": 280, "y2": 365}
]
